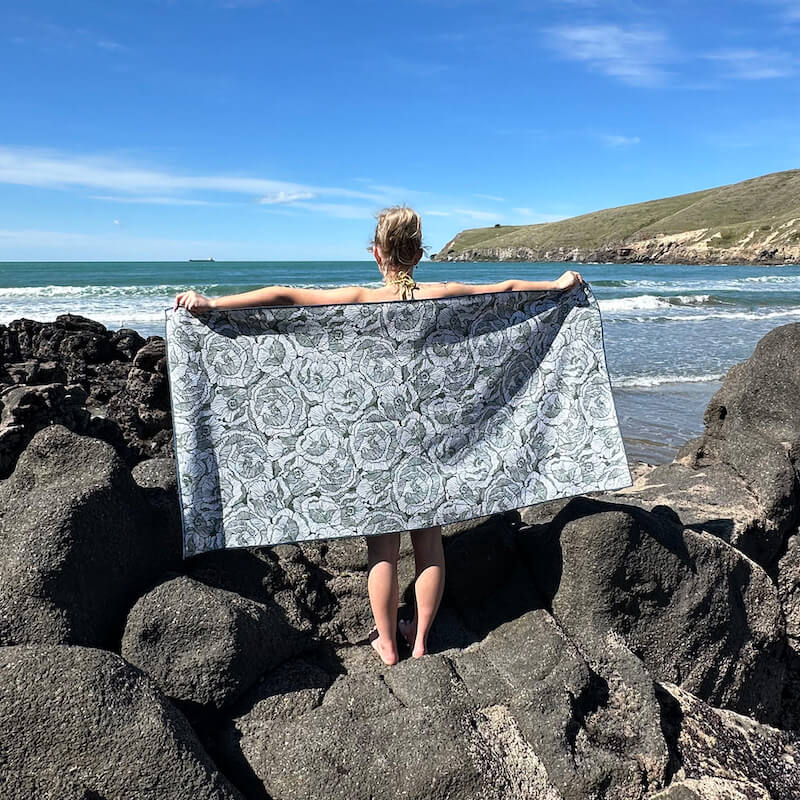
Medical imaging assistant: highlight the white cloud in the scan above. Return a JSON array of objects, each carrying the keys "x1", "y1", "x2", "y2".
[
  {"x1": 601, "y1": 134, "x2": 641, "y2": 147},
  {"x1": 473, "y1": 193, "x2": 505, "y2": 202},
  {"x1": 546, "y1": 24, "x2": 671, "y2": 86},
  {"x1": 0, "y1": 146, "x2": 383, "y2": 202},
  {"x1": 258, "y1": 190, "x2": 317, "y2": 204},
  {"x1": 706, "y1": 48, "x2": 797, "y2": 79},
  {"x1": 95, "y1": 39, "x2": 128, "y2": 52}
]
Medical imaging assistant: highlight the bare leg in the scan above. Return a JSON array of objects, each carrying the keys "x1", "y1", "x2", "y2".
[
  {"x1": 399, "y1": 526, "x2": 444, "y2": 658},
  {"x1": 366, "y1": 532, "x2": 400, "y2": 666}
]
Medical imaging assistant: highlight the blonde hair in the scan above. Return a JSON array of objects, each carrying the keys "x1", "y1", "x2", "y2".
[{"x1": 370, "y1": 206, "x2": 424, "y2": 270}]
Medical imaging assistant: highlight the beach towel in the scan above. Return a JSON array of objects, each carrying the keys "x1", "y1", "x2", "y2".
[{"x1": 165, "y1": 284, "x2": 631, "y2": 558}]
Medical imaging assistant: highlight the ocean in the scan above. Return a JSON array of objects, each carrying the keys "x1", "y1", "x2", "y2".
[{"x1": 3, "y1": 259, "x2": 800, "y2": 465}]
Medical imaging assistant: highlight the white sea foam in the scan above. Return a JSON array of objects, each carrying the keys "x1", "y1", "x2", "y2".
[
  {"x1": 612, "y1": 274, "x2": 800, "y2": 293},
  {"x1": 1, "y1": 281, "x2": 383, "y2": 298},
  {"x1": 613, "y1": 372, "x2": 724, "y2": 388},
  {"x1": 666, "y1": 294, "x2": 713, "y2": 305},
  {"x1": 598, "y1": 295, "x2": 670, "y2": 312},
  {"x1": 598, "y1": 293, "x2": 716, "y2": 313}
]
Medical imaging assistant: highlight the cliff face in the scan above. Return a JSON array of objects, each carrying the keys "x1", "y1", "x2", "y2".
[
  {"x1": 432, "y1": 170, "x2": 800, "y2": 264},
  {"x1": 433, "y1": 226, "x2": 800, "y2": 265}
]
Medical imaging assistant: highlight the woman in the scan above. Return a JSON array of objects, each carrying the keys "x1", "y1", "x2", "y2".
[{"x1": 174, "y1": 205, "x2": 584, "y2": 666}]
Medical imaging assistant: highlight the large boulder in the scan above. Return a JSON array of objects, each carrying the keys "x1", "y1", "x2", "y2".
[
  {"x1": 676, "y1": 323, "x2": 800, "y2": 569},
  {"x1": 0, "y1": 424, "x2": 166, "y2": 648},
  {"x1": 218, "y1": 609, "x2": 670, "y2": 800},
  {"x1": 0, "y1": 644, "x2": 244, "y2": 800},
  {"x1": 121, "y1": 574, "x2": 312, "y2": 712},
  {"x1": 523, "y1": 497, "x2": 786, "y2": 725}
]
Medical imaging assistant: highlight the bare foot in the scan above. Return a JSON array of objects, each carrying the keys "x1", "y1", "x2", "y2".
[
  {"x1": 398, "y1": 618, "x2": 426, "y2": 659},
  {"x1": 368, "y1": 629, "x2": 398, "y2": 666}
]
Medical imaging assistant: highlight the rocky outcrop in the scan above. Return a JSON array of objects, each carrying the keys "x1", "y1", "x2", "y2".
[
  {"x1": 431, "y1": 235, "x2": 800, "y2": 265},
  {"x1": 0, "y1": 314, "x2": 171, "y2": 476},
  {"x1": 217, "y1": 610, "x2": 671, "y2": 800},
  {"x1": 0, "y1": 644, "x2": 244, "y2": 800},
  {"x1": 2, "y1": 315, "x2": 800, "y2": 798},
  {"x1": 0, "y1": 425, "x2": 168, "y2": 649},
  {"x1": 526, "y1": 498, "x2": 786, "y2": 724}
]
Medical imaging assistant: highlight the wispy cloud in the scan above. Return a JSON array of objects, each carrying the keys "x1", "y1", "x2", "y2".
[
  {"x1": 0, "y1": 146, "x2": 382, "y2": 203},
  {"x1": 545, "y1": 24, "x2": 672, "y2": 87},
  {"x1": 95, "y1": 39, "x2": 128, "y2": 52},
  {"x1": 706, "y1": 48, "x2": 797, "y2": 79},
  {"x1": 9, "y1": 20, "x2": 131, "y2": 53},
  {"x1": 259, "y1": 190, "x2": 317, "y2": 204},
  {"x1": 474, "y1": 193, "x2": 505, "y2": 202},
  {"x1": 600, "y1": 134, "x2": 641, "y2": 147}
]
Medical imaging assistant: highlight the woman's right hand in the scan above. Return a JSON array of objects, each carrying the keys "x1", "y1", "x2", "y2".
[
  {"x1": 173, "y1": 290, "x2": 215, "y2": 313},
  {"x1": 553, "y1": 270, "x2": 585, "y2": 290}
]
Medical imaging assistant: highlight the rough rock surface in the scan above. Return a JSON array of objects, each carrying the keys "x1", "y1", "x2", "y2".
[
  {"x1": 0, "y1": 424, "x2": 166, "y2": 648},
  {"x1": 0, "y1": 314, "x2": 170, "y2": 475},
  {"x1": 524, "y1": 497, "x2": 786, "y2": 725},
  {"x1": 121, "y1": 573, "x2": 312, "y2": 712},
  {"x1": 0, "y1": 644, "x2": 244, "y2": 800},
  {"x1": 218, "y1": 610, "x2": 671, "y2": 800},
  {"x1": 648, "y1": 681, "x2": 800, "y2": 799}
]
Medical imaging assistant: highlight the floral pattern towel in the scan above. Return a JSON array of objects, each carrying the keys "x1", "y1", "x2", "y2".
[{"x1": 165, "y1": 284, "x2": 631, "y2": 558}]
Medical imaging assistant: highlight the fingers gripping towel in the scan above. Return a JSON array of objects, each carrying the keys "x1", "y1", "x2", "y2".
[{"x1": 165, "y1": 285, "x2": 632, "y2": 558}]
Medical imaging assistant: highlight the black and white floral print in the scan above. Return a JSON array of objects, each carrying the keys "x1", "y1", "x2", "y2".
[{"x1": 165, "y1": 284, "x2": 632, "y2": 557}]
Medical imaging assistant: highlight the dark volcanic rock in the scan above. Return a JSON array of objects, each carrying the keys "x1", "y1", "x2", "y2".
[
  {"x1": 121, "y1": 574, "x2": 312, "y2": 712},
  {"x1": 0, "y1": 382, "x2": 92, "y2": 477},
  {"x1": 0, "y1": 317, "x2": 171, "y2": 469},
  {"x1": 106, "y1": 337, "x2": 174, "y2": 462},
  {"x1": 132, "y1": 456, "x2": 183, "y2": 569},
  {"x1": 0, "y1": 644, "x2": 244, "y2": 800},
  {"x1": 648, "y1": 681, "x2": 800, "y2": 799},
  {"x1": 110, "y1": 326, "x2": 146, "y2": 360},
  {"x1": 678, "y1": 323, "x2": 800, "y2": 567},
  {"x1": 526, "y1": 497, "x2": 786, "y2": 725},
  {"x1": 0, "y1": 424, "x2": 166, "y2": 649},
  {"x1": 0, "y1": 314, "x2": 114, "y2": 382},
  {"x1": 219, "y1": 609, "x2": 670, "y2": 800}
]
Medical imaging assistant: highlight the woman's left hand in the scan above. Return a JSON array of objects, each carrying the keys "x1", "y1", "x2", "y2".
[
  {"x1": 174, "y1": 290, "x2": 215, "y2": 313},
  {"x1": 554, "y1": 270, "x2": 585, "y2": 291}
]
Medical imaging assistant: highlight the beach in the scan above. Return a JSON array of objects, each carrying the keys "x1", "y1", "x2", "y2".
[{"x1": 2, "y1": 259, "x2": 799, "y2": 465}]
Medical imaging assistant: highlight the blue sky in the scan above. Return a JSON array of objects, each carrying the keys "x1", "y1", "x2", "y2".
[{"x1": 1, "y1": 0, "x2": 798, "y2": 261}]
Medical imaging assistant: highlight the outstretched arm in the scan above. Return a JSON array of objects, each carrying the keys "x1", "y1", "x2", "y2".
[
  {"x1": 173, "y1": 284, "x2": 365, "y2": 313},
  {"x1": 435, "y1": 269, "x2": 585, "y2": 298}
]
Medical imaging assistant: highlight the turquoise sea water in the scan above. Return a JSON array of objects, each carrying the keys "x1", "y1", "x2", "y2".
[{"x1": 3, "y1": 259, "x2": 800, "y2": 464}]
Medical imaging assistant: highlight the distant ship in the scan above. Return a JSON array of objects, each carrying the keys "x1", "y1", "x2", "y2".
[{"x1": 188, "y1": 257, "x2": 215, "y2": 262}]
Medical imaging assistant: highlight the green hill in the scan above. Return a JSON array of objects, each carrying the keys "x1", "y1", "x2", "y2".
[{"x1": 431, "y1": 170, "x2": 800, "y2": 265}]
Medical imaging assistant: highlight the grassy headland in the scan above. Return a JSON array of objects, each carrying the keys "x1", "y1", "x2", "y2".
[{"x1": 431, "y1": 169, "x2": 800, "y2": 265}]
